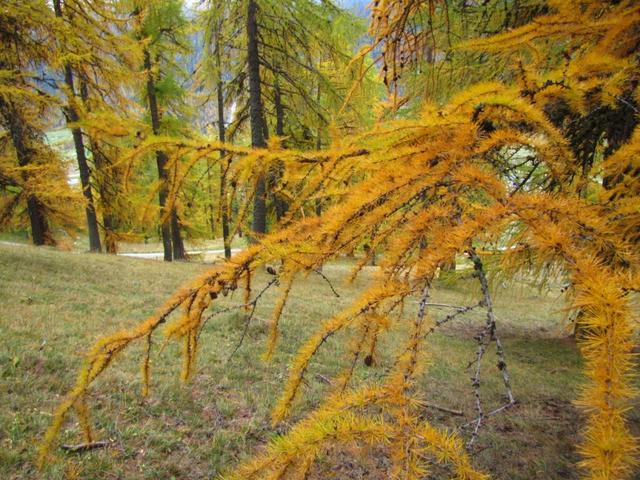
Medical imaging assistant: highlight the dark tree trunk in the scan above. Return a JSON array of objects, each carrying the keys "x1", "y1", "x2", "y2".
[
  {"x1": 144, "y1": 48, "x2": 173, "y2": 261},
  {"x1": 247, "y1": 0, "x2": 267, "y2": 235},
  {"x1": 63, "y1": 68, "x2": 102, "y2": 252},
  {"x1": 98, "y1": 178, "x2": 118, "y2": 252},
  {"x1": 25, "y1": 196, "x2": 50, "y2": 246},
  {"x1": 54, "y1": 0, "x2": 101, "y2": 252},
  {"x1": 216, "y1": 32, "x2": 232, "y2": 260},
  {"x1": 91, "y1": 141, "x2": 118, "y2": 253},
  {"x1": 79, "y1": 79, "x2": 119, "y2": 253},
  {"x1": 171, "y1": 210, "x2": 186, "y2": 260},
  {"x1": 0, "y1": 96, "x2": 53, "y2": 246},
  {"x1": 156, "y1": 152, "x2": 173, "y2": 262},
  {"x1": 274, "y1": 80, "x2": 285, "y2": 137}
]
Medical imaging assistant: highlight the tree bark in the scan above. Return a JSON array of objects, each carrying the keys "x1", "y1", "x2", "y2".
[
  {"x1": 247, "y1": 0, "x2": 267, "y2": 235},
  {"x1": 93, "y1": 144, "x2": 118, "y2": 253},
  {"x1": 53, "y1": 0, "x2": 101, "y2": 252},
  {"x1": 79, "y1": 79, "x2": 119, "y2": 253},
  {"x1": 205, "y1": 158, "x2": 216, "y2": 237},
  {"x1": 171, "y1": 209, "x2": 186, "y2": 260},
  {"x1": 63, "y1": 69, "x2": 102, "y2": 252},
  {"x1": 144, "y1": 48, "x2": 173, "y2": 261}
]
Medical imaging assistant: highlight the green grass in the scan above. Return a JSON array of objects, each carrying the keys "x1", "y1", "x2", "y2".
[{"x1": 0, "y1": 244, "x2": 637, "y2": 479}]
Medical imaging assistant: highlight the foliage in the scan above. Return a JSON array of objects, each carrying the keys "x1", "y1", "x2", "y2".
[
  {"x1": 35, "y1": 2, "x2": 640, "y2": 479},
  {"x1": 0, "y1": 0, "x2": 85, "y2": 241}
]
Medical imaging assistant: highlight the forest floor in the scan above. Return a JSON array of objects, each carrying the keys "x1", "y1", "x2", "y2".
[{"x1": 1, "y1": 244, "x2": 638, "y2": 479}]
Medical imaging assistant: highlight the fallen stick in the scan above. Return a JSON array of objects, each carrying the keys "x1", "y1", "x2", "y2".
[
  {"x1": 314, "y1": 373, "x2": 334, "y2": 385},
  {"x1": 423, "y1": 402, "x2": 464, "y2": 416},
  {"x1": 60, "y1": 440, "x2": 111, "y2": 453}
]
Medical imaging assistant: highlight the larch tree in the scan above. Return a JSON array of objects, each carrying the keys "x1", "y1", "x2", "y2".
[
  {"x1": 50, "y1": 0, "x2": 141, "y2": 254},
  {"x1": 1, "y1": 0, "x2": 142, "y2": 250},
  {"x1": 36, "y1": 0, "x2": 640, "y2": 479},
  {"x1": 199, "y1": 0, "x2": 233, "y2": 257},
  {"x1": 136, "y1": 0, "x2": 190, "y2": 261},
  {"x1": 52, "y1": 0, "x2": 102, "y2": 252},
  {"x1": 200, "y1": 0, "x2": 369, "y2": 238},
  {"x1": 246, "y1": 0, "x2": 268, "y2": 235}
]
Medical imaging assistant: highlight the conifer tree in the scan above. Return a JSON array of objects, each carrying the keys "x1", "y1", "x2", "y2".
[
  {"x1": 246, "y1": 0, "x2": 268, "y2": 235},
  {"x1": 52, "y1": 0, "x2": 141, "y2": 253},
  {"x1": 52, "y1": 0, "x2": 102, "y2": 252},
  {"x1": 136, "y1": 0, "x2": 190, "y2": 261},
  {"x1": 200, "y1": 1, "x2": 233, "y2": 257},
  {"x1": 201, "y1": 0, "x2": 368, "y2": 237}
]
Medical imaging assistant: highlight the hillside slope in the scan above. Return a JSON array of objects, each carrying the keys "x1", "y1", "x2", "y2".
[{"x1": 0, "y1": 244, "x2": 623, "y2": 479}]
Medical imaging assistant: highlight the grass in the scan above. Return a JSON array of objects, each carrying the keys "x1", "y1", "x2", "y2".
[{"x1": 0, "y1": 244, "x2": 637, "y2": 479}]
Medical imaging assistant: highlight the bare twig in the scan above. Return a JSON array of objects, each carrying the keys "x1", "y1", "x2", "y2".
[
  {"x1": 402, "y1": 283, "x2": 431, "y2": 386},
  {"x1": 199, "y1": 278, "x2": 279, "y2": 328},
  {"x1": 387, "y1": 298, "x2": 480, "y2": 377},
  {"x1": 278, "y1": 252, "x2": 341, "y2": 298},
  {"x1": 312, "y1": 267, "x2": 340, "y2": 297},
  {"x1": 418, "y1": 400, "x2": 464, "y2": 416},
  {"x1": 469, "y1": 249, "x2": 514, "y2": 405},
  {"x1": 468, "y1": 324, "x2": 488, "y2": 449},
  {"x1": 458, "y1": 402, "x2": 516, "y2": 430},
  {"x1": 227, "y1": 278, "x2": 279, "y2": 362},
  {"x1": 423, "y1": 302, "x2": 472, "y2": 310},
  {"x1": 419, "y1": 302, "x2": 481, "y2": 342},
  {"x1": 314, "y1": 373, "x2": 333, "y2": 385}
]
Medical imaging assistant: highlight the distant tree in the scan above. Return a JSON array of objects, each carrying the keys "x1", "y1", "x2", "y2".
[
  {"x1": 136, "y1": 0, "x2": 190, "y2": 261},
  {"x1": 200, "y1": 1, "x2": 233, "y2": 257},
  {"x1": 201, "y1": 0, "x2": 370, "y2": 238},
  {"x1": 51, "y1": 0, "x2": 141, "y2": 253}
]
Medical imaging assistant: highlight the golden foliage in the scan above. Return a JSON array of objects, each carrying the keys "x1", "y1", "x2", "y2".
[{"x1": 37, "y1": 1, "x2": 639, "y2": 479}]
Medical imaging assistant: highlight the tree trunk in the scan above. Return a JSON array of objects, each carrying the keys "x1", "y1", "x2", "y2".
[
  {"x1": 25, "y1": 196, "x2": 50, "y2": 246},
  {"x1": 91, "y1": 141, "x2": 118, "y2": 253},
  {"x1": 53, "y1": 0, "x2": 101, "y2": 252},
  {"x1": 0, "y1": 96, "x2": 53, "y2": 246},
  {"x1": 215, "y1": 31, "x2": 232, "y2": 260},
  {"x1": 144, "y1": 48, "x2": 173, "y2": 261},
  {"x1": 80, "y1": 78, "x2": 119, "y2": 253},
  {"x1": 171, "y1": 209, "x2": 186, "y2": 260},
  {"x1": 63, "y1": 68, "x2": 101, "y2": 252},
  {"x1": 315, "y1": 82, "x2": 322, "y2": 218},
  {"x1": 156, "y1": 152, "x2": 173, "y2": 262},
  {"x1": 247, "y1": 0, "x2": 267, "y2": 235}
]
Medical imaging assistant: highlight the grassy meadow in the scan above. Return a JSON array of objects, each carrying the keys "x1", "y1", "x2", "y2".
[{"x1": 1, "y1": 243, "x2": 637, "y2": 479}]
